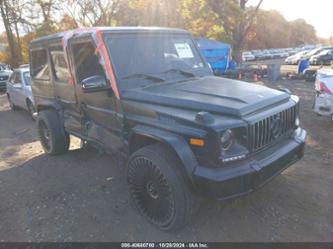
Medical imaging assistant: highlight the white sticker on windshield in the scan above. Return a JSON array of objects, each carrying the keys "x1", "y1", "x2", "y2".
[{"x1": 174, "y1": 43, "x2": 194, "y2": 58}]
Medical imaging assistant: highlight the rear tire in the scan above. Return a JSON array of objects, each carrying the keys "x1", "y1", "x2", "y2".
[
  {"x1": 37, "y1": 110, "x2": 69, "y2": 155},
  {"x1": 127, "y1": 144, "x2": 198, "y2": 231}
]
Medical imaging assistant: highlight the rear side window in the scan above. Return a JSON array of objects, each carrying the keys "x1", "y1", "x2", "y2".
[
  {"x1": 50, "y1": 47, "x2": 69, "y2": 82},
  {"x1": 31, "y1": 49, "x2": 50, "y2": 80}
]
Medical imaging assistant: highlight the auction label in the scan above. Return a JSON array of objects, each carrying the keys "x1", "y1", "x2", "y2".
[{"x1": 121, "y1": 242, "x2": 208, "y2": 248}]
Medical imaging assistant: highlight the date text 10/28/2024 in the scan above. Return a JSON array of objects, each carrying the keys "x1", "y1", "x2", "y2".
[{"x1": 121, "y1": 242, "x2": 208, "y2": 248}]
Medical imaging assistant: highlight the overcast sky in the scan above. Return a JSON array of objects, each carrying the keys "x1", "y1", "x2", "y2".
[
  {"x1": 0, "y1": 0, "x2": 332, "y2": 38},
  {"x1": 254, "y1": 0, "x2": 332, "y2": 38}
]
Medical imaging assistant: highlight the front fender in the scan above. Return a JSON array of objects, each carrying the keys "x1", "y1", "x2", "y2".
[{"x1": 131, "y1": 125, "x2": 199, "y2": 186}]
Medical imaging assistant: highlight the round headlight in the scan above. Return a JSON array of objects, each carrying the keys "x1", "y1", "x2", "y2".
[{"x1": 221, "y1": 129, "x2": 234, "y2": 151}]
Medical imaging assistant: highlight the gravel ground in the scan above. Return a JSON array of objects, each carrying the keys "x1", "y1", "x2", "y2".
[{"x1": 0, "y1": 79, "x2": 332, "y2": 242}]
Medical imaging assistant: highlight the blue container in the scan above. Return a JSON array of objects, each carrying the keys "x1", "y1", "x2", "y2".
[
  {"x1": 197, "y1": 38, "x2": 231, "y2": 74},
  {"x1": 298, "y1": 59, "x2": 310, "y2": 74}
]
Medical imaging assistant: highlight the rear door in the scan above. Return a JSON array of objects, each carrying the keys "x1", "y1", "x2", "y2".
[
  {"x1": 9, "y1": 71, "x2": 25, "y2": 108},
  {"x1": 48, "y1": 44, "x2": 81, "y2": 133},
  {"x1": 30, "y1": 48, "x2": 54, "y2": 105},
  {"x1": 69, "y1": 36, "x2": 124, "y2": 151}
]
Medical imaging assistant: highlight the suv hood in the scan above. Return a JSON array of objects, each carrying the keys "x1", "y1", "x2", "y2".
[
  {"x1": 0, "y1": 70, "x2": 12, "y2": 75},
  {"x1": 122, "y1": 76, "x2": 289, "y2": 117}
]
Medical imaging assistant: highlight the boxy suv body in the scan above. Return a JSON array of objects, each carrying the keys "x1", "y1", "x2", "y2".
[{"x1": 30, "y1": 27, "x2": 306, "y2": 230}]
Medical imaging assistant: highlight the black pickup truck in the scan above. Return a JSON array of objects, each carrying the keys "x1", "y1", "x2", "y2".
[{"x1": 29, "y1": 27, "x2": 306, "y2": 231}]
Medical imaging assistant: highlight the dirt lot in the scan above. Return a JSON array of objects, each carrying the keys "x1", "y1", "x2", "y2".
[{"x1": 0, "y1": 79, "x2": 332, "y2": 242}]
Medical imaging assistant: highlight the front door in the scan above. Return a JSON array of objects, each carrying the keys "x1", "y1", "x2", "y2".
[
  {"x1": 48, "y1": 44, "x2": 81, "y2": 133},
  {"x1": 69, "y1": 37, "x2": 123, "y2": 151},
  {"x1": 9, "y1": 71, "x2": 25, "y2": 108}
]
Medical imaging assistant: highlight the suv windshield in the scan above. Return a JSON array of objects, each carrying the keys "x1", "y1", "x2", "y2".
[{"x1": 104, "y1": 33, "x2": 207, "y2": 88}]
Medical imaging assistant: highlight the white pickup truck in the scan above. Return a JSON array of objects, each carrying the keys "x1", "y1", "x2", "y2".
[{"x1": 314, "y1": 68, "x2": 333, "y2": 121}]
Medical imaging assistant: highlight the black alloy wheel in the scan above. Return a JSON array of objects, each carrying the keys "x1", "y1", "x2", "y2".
[
  {"x1": 128, "y1": 156, "x2": 175, "y2": 227},
  {"x1": 127, "y1": 144, "x2": 198, "y2": 231}
]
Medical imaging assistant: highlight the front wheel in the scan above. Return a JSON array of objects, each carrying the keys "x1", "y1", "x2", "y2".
[
  {"x1": 127, "y1": 144, "x2": 198, "y2": 231},
  {"x1": 37, "y1": 110, "x2": 69, "y2": 155},
  {"x1": 26, "y1": 100, "x2": 36, "y2": 120}
]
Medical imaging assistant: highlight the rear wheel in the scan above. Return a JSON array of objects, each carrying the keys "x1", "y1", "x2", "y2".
[
  {"x1": 37, "y1": 110, "x2": 69, "y2": 155},
  {"x1": 127, "y1": 144, "x2": 198, "y2": 231}
]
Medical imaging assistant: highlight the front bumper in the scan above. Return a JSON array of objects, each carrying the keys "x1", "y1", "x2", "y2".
[
  {"x1": 193, "y1": 128, "x2": 306, "y2": 200},
  {"x1": 0, "y1": 81, "x2": 7, "y2": 90}
]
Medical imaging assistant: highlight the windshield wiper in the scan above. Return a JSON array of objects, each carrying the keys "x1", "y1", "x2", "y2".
[
  {"x1": 160, "y1": 68, "x2": 196, "y2": 78},
  {"x1": 122, "y1": 73, "x2": 165, "y2": 82}
]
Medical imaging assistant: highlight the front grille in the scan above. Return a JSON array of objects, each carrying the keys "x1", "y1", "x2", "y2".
[
  {"x1": 0, "y1": 75, "x2": 9, "y2": 81},
  {"x1": 248, "y1": 105, "x2": 297, "y2": 152}
]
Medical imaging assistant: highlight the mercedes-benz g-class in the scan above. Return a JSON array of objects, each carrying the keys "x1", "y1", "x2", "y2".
[{"x1": 30, "y1": 27, "x2": 306, "y2": 231}]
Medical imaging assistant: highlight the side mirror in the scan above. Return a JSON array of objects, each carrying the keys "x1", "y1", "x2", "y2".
[{"x1": 81, "y1": 75, "x2": 107, "y2": 92}]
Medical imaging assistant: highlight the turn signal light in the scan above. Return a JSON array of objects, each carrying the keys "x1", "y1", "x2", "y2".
[{"x1": 190, "y1": 138, "x2": 205, "y2": 147}]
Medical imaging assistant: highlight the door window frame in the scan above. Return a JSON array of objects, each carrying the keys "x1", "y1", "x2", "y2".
[
  {"x1": 69, "y1": 36, "x2": 108, "y2": 89},
  {"x1": 49, "y1": 45, "x2": 70, "y2": 84},
  {"x1": 30, "y1": 48, "x2": 51, "y2": 81}
]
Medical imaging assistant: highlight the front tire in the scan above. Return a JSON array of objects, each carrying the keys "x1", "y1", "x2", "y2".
[
  {"x1": 37, "y1": 110, "x2": 69, "y2": 155},
  {"x1": 26, "y1": 100, "x2": 36, "y2": 121},
  {"x1": 127, "y1": 144, "x2": 197, "y2": 231}
]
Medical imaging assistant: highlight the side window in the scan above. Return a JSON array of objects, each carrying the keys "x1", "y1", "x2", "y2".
[
  {"x1": 50, "y1": 46, "x2": 69, "y2": 83},
  {"x1": 72, "y1": 41, "x2": 106, "y2": 84},
  {"x1": 31, "y1": 49, "x2": 50, "y2": 81},
  {"x1": 14, "y1": 72, "x2": 22, "y2": 84},
  {"x1": 8, "y1": 72, "x2": 16, "y2": 84}
]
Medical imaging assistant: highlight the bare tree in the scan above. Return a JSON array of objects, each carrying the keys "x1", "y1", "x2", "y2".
[
  {"x1": 209, "y1": 0, "x2": 263, "y2": 63},
  {"x1": 66, "y1": 0, "x2": 123, "y2": 27},
  {"x1": 0, "y1": 0, "x2": 23, "y2": 66}
]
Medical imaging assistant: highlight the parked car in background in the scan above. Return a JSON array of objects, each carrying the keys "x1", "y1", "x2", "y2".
[
  {"x1": 0, "y1": 63, "x2": 13, "y2": 91},
  {"x1": 310, "y1": 49, "x2": 333, "y2": 65},
  {"x1": 251, "y1": 50, "x2": 264, "y2": 60},
  {"x1": 278, "y1": 50, "x2": 289, "y2": 58},
  {"x1": 314, "y1": 68, "x2": 333, "y2": 121},
  {"x1": 305, "y1": 47, "x2": 325, "y2": 59},
  {"x1": 270, "y1": 49, "x2": 289, "y2": 58},
  {"x1": 261, "y1": 50, "x2": 274, "y2": 60},
  {"x1": 242, "y1": 51, "x2": 255, "y2": 62},
  {"x1": 6, "y1": 67, "x2": 36, "y2": 119},
  {"x1": 285, "y1": 50, "x2": 309, "y2": 65}
]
